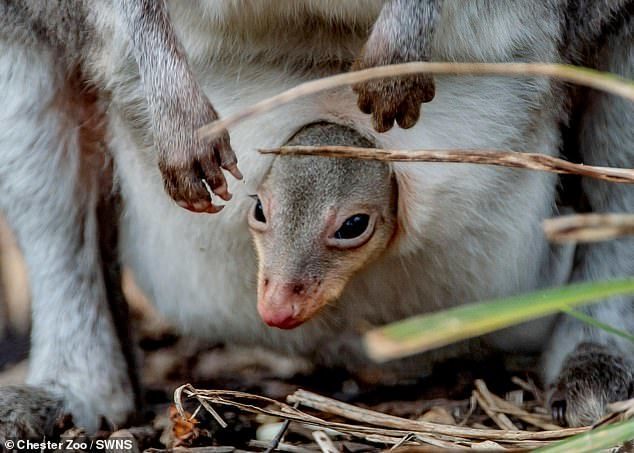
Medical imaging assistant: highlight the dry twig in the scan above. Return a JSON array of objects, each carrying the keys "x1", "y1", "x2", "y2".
[
  {"x1": 609, "y1": 398, "x2": 634, "y2": 420},
  {"x1": 175, "y1": 384, "x2": 227, "y2": 428},
  {"x1": 198, "y1": 62, "x2": 634, "y2": 140},
  {"x1": 264, "y1": 402, "x2": 298, "y2": 453},
  {"x1": 475, "y1": 381, "x2": 561, "y2": 431},
  {"x1": 285, "y1": 389, "x2": 586, "y2": 442},
  {"x1": 249, "y1": 440, "x2": 315, "y2": 453},
  {"x1": 312, "y1": 431, "x2": 338, "y2": 453},
  {"x1": 473, "y1": 380, "x2": 518, "y2": 431},
  {"x1": 172, "y1": 384, "x2": 634, "y2": 450},
  {"x1": 543, "y1": 214, "x2": 634, "y2": 243},
  {"x1": 259, "y1": 146, "x2": 634, "y2": 184}
]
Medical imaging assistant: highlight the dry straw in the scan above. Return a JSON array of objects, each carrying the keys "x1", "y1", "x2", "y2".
[
  {"x1": 260, "y1": 146, "x2": 634, "y2": 184},
  {"x1": 174, "y1": 384, "x2": 634, "y2": 450},
  {"x1": 544, "y1": 214, "x2": 634, "y2": 243}
]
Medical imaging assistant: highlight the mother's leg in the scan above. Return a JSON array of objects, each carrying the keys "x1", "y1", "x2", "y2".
[
  {"x1": 0, "y1": 41, "x2": 135, "y2": 436},
  {"x1": 544, "y1": 17, "x2": 634, "y2": 427}
]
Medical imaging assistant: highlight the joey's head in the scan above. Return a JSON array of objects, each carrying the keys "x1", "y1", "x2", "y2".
[{"x1": 249, "y1": 123, "x2": 398, "y2": 329}]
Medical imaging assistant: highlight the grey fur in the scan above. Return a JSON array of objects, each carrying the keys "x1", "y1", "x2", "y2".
[
  {"x1": 0, "y1": 386, "x2": 64, "y2": 439},
  {"x1": 0, "y1": 256, "x2": 6, "y2": 341}
]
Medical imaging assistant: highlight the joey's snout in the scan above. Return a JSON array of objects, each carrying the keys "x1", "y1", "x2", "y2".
[{"x1": 257, "y1": 277, "x2": 327, "y2": 329}]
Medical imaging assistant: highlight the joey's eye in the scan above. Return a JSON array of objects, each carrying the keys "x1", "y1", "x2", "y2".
[
  {"x1": 334, "y1": 214, "x2": 370, "y2": 239},
  {"x1": 253, "y1": 197, "x2": 266, "y2": 223}
]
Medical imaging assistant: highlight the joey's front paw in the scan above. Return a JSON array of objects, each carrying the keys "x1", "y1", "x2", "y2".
[
  {"x1": 352, "y1": 58, "x2": 435, "y2": 133},
  {"x1": 550, "y1": 343, "x2": 634, "y2": 427},
  {"x1": 159, "y1": 104, "x2": 243, "y2": 214},
  {"x1": 0, "y1": 386, "x2": 66, "y2": 439}
]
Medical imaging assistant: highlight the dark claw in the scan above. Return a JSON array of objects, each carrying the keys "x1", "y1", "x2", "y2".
[
  {"x1": 395, "y1": 98, "x2": 421, "y2": 129},
  {"x1": 356, "y1": 94, "x2": 374, "y2": 115},
  {"x1": 551, "y1": 399, "x2": 568, "y2": 426},
  {"x1": 419, "y1": 76, "x2": 436, "y2": 103},
  {"x1": 209, "y1": 179, "x2": 231, "y2": 201},
  {"x1": 224, "y1": 163, "x2": 243, "y2": 181},
  {"x1": 373, "y1": 108, "x2": 396, "y2": 133}
]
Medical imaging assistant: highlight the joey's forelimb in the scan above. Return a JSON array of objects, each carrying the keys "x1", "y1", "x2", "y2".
[
  {"x1": 353, "y1": 0, "x2": 439, "y2": 132},
  {"x1": 117, "y1": 0, "x2": 242, "y2": 213}
]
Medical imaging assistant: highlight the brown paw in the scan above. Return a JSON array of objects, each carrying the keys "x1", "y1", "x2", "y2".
[
  {"x1": 158, "y1": 104, "x2": 242, "y2": 214},
  {"x1": 352, "y1": 61, "x2": 435, "y2": 133},
  {"x1": 550, "y1": 343, "x2": 634, "y2": 427}
]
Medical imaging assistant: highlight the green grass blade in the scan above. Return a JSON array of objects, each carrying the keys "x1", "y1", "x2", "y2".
[
  {"x1": 534, "y1": 419, "x2": 634, "y2": 453},
  {"x1": 562, "y1": 308, "x2": 634, "y2": 343},
  {"x1": 364, "y1": 278, "x2": 634, "y2": 362}
]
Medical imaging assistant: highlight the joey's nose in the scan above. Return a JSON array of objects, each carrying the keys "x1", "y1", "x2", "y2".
[
  {"x1": 257, "y1": 279, "x2": 313, "y2": 329},
  {"x1": 260, "y1": 304, "x2": 301, "y2": 329}
]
